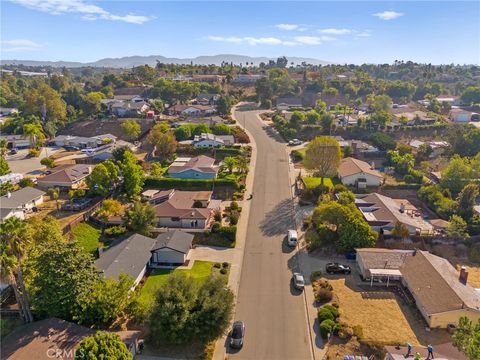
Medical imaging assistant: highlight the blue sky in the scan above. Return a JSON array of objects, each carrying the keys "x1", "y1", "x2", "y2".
[{"x1": 1, "y1": 1, "x2": 479, "y2": 64}]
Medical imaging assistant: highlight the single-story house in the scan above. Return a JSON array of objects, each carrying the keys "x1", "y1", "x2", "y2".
[
  {"x1": 276, "y1": 97, "x2": 303, "y2": 111},
  {"x1": 111, "y1": 100, "x2": 149, "y2": 117},
  {"x1": 191, "y1": 74, "x2": 225, "y2": 83},
  {"x1": 356, "y1": 193, "x2": 434, "y2": 235},
  {"x1": 232, "y1": 74, "x2": 265, "y2": 85},
  {"x1": 150, "y1": 231, "x2": 194, "y2": 267},
  {"x1": 0, "y1": 107, "x2": 18, "y2": 116},
  {"x1": 0, "y1": 318, "x2": 141, "y2": 360},
  {"x1": 167, "y1": 155, "x2": 219, "y2": 179},
  {"x1": 36, "y1": 164, "x2": 92, "y2": 189},
  {"x1": 400, "y1": 251, "x2": 480, "y2": 328},
  {"x1": 436, "y1": 95, "x2": 463, "y2": 106},
  {"x1": 0, "y1": 186, "x2": 45, "y2": 212},
  {"x1": 193, "y1": 133, "x2": 229, "y2": 148},
  {"x1": 51, "y1": 134, "x2": 117, "y2": 149},
  {"x1": 142, "y1": 189, "x2": 175, "y2": 205},
  {"x1": 449, "y1": 108, "x2": 474, "y2": 122},
  {"x1": 0, "y1": 134, "x2": 30, "y2": 149},
  {"x1": 0, "y1": 173, "x2": 23, "y2": 185},
  {"x1": 394, "y1": 110, "x2": 436, "y2": 125},
  {"x1": 167, "y1": 104, "x2": 216, "y2": 117},
  {"x1": 95, "y1": 233, "x2": 157, "y2": 289},
  {"x1": 356, "y1": 248, "x2": 414, "y2": 282},
  {"x1": 193, "y1": 93, "x2": 219, "y2": 105},
  {"x1": 0, "y1": 207, "x2": 26, "y2": 223},
  {"x1": 409, "y1": 139, "x2": 449, "y2": 158},
  {"x1": 338, "y1": 157, "x2": 384, "y2": 188},
  {"x1": 82, "y1": 140, "x2": 136, "y2": 161},
  {"x1": 154, "y1": 190, "x2": 213, "y2": 229}
]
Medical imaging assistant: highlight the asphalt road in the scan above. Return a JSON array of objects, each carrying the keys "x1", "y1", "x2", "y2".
[{"x1": 229, "y1": 109, "x2": 312, "y2": 360}]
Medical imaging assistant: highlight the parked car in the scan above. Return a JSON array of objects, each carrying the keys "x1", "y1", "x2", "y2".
[
  {"x1": 287, "y1": 229, "x2": 298, "y2": 247},
  {"x1": 292, "y1": 273, "x2": 305, "y2": 291},
  {"x1": 288, "y1": 139, "x2": 302, "y2": 146},
  {"x1": 229, "y1": 321, "x2": 245, "y2": 349},
  {"x1": 9, "y1": 148, "x2": 18, "y2": 155},
  {"x1": 63, "y1": 145, "x2": 80, "y2": 151},
  {"x1": 326, "y1": 262, "x2": 351, "y2": 275}
]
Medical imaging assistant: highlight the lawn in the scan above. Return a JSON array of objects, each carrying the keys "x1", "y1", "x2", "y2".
[
  {"x1": 303, "y1": 177, "x2": 334, "y2": 189},
  {"x1": 328, "y1": 278, "x2": 450, "y2": 345},
  {"x1": 137, "y1": 261, "x2": 223, "y2": 310},
  {"x1": 72, "y1": 222, "x2": 103, "y2": 254}
]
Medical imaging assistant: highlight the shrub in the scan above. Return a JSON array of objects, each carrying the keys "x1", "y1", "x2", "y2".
[
  {"x1": 352, "y1": 325, "x2": 364, "y2": 339},
  {"x1": 213, "y1": 263, "x2": 221, "y2": 268},
  {"x1": 230, "y1": 201, "x2": 239, "y2": 211},
  {"x1": 222, "y1": 262, "x2": 229, "y2": 268},
  {"x1": 213, "y1": 209, "x2": 222, "y2": 222},
  {"x1": 211, "y1": 222, "x2": 221, "y2": 233},
  {"x1": 310, "y1": 270, "x2": 322, "y2": 282},
  {"x1": 318, "y1": 308, "x2": 335, "y2": 323},
  {"x1": 316, "y1": 288, "x2": 333, "y2": 303},
  {"x1": 232, "y1": 192, "x2": 244, "y2": 200},
  {"x1": 229, "y1": 210, "x2": 240, "y2": 225},
  {"x1": 217, "y1": 225, "x2": 237, "y2": 242},
  {"x1": 144, "y1": 177, "x2": 239, "y2": 190},
  {"x1": 338, "y1": 325, "x2": 353, "y2": 339},
  {"x1": 28, "y1": 148, "x2": 40, "y2": 157},
  {"x1": 333, "y1": 184, "x2": 348, "y2": 193},
  {"x1": 104, "y1": 226, "x2": 127, "y2": 237},
  {"x1": 193, "y1": 200, "x2": 203, "y2": 208},
  {"x1": 319, "y1": 319, "x2": 336, "y2": 338},
  {"x1": 220, "y1": 268, "x2": 228, "y2": 275},
  {"x1": 323, "y1": 304, "x2": 339, "y2": 318}
]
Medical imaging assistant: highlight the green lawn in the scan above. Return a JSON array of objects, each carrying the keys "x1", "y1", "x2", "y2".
[
  {"x1": 72, "y1": 222, "x2": 103, "y2": 254},
  {"x1": 303, "y1": 177, "x2": 334, "y2": 189},
  {"x1": 137, "y1": 260, "x2": 218, "y2": 310}
]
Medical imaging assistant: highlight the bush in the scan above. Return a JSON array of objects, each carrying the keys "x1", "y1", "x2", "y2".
[
  {"x1": 217, "y1": 225, "x2": 237, "y2": 242},
  {"x1": 104, "y1": 226, "x2": 127, "y2": 237},
  {"x1": 352, "y1": 325, "x2": 364, "y2": 339},
  {"x1": 232, "y1": 192, "x2": 244, "y2": 200},
  {"x1": 213, "y1": 209, "x2": 222, "y2": 222},
  {"x1": 220, "y1": 268, "x2": 228, "y2": 275},
  {"x1": 222, "y1": 262, "x2": 229, "y2": 268},
  {"x1": 310, "y1": 270, "x2": 322, "y2": 282},
  {"x1": 230, "y1": 201, "x2": 239, "y2": 211},
  {"x1": 323, "y1": 304, "x2": 339, "y2": 318},
  {"x1": 229, "y1": 210, "x2": 240, "y2": 225},
  {"x1": 213, "y1": 263, "x2": 221, "y2": 268},
  {"x1": 211, "y1": 222, "x2": 221, "y2": 233},
  {"x1": 333, "y1": 184, "x2": 348, "y2": 193},
  {"x1": 318, "y1": 308, "x2": 335, "y2": 323},
  {"x1": 316, "y1": 288, "x2": 333, "y2": 303},
  {"x1": 193, "y1": 200, "x2": 203, "y2": 208},
  {"x1": 319, "y1": 319, "x2": 336, "y2": 338},
  {"x1": 28, "y1": 148, "x2": 40, "y2": 157},
  {"x1": 144, "y1": 177, "x2": 239, "y2": 190}
]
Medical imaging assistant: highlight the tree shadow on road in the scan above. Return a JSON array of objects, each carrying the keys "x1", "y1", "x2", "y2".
[{"x1": 259, "y1": 198, "x2": 295, "y2": 237}]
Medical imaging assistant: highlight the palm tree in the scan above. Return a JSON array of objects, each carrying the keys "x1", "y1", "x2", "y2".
[
  {"x1": 235, "y1": 156, "x2": 249, "y2": 174},
  {"x1": 23, "y1": 123, "x2": 44, "y2": 149},
  {"x1": 48, "y1": 188, "x2": 60, "y2": 212},
  {"x1": 222, "y1": 157, "x2": 237, "y2": 174},
  {"x1": 0, "y1": 217, "x2": 33, "y2": 323}
]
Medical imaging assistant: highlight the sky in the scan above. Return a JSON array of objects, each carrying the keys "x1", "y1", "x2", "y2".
[{"x1": 1, "y1": 0, "x2": 479, "y2": 65}]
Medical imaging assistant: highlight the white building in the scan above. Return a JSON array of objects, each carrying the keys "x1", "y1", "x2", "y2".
[{"x1": 337, "y1": 157, "x2": 384, "y2": 188}]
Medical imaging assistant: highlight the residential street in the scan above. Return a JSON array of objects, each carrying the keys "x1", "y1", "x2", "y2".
[{"x1": 228, "y1": 109, "x2": 312, "y2": 360}]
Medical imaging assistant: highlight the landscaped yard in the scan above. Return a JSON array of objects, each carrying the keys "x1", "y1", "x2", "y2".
[
  {"x1": 303, "y1": 177, "x2": 334, "y2": 189},
  {"x1": 137, "y1": 260, "x2": 227, "y2": 310},
  {"x1": 327, "y1": 278, "x2": 450, "y2": 345},
  {"x1": 72, "y1": 222, "x2": 104, "y2": 254}
]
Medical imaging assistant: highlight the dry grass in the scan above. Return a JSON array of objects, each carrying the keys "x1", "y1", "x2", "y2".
[
  {"x1": 329, "y1": 278, "x2": 419, "y2": 344},
  {"x1": 455, "y1": 264, "x2": 480, "y2": 288}
]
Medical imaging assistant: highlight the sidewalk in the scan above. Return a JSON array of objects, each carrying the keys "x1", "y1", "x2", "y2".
[{"x1": 212, "y1": 104, "x2": 258, "y2": 360}]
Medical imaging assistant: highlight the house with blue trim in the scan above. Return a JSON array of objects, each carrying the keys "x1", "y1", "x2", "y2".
[{"x1": 167, "y1": 155, "x2": 219, "y2": 179}]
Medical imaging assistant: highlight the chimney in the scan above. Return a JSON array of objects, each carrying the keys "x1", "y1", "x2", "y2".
[
  {"x1": 459, "y1": 266, "x2": 469, "y2": 285},
  {"x1": 399, "y1": 203, "x2": 405, "y2": 213},
  {"x1": 370, "y1": 161, "x2": 375, "y2": 170}
]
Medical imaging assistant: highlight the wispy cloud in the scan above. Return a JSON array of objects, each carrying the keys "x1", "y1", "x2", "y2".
[
  {"x1": 10, "y1": 0, "x2": 153, "y2": 24},
  {"x1": 207, "y1": 35, "x2": 335, "y2": 46},
  {"x1": 1, "y1": 39, "x2": 44, "y2": 52},
  {"x1": 373, "y1": 11, "x2": 404, "y2": 20},
  {"x1": 356, "y1": 31, "x2": 372, "y2": 38},
  {"x1": 274, "y1": 23, "x2": 306, "y2": 31},
  {"x1": 318, "y1": 28, "x2": 352, "y2": 35}
]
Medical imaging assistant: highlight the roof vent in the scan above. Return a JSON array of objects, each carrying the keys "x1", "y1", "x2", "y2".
[
  {"x1": 399, "y1": 203, "x2": 405, "y2": 213},
  {"x1": 459, "y1": 266, "x2": 469, "y2": 285}
]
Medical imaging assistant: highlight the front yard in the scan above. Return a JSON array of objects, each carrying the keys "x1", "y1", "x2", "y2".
[{"x1": 303, "y1": 177, "x2": 334, "y2": 190}]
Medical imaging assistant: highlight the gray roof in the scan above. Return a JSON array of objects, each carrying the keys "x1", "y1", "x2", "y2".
[
  {"x1": 0, "y1": 208, "x2": 16, "y2": 221},
  {"x1": 95, "y1": 234, "x2": 156, "y2": 281},
  {"x1": 152, "y1": 231, "x2": 194, "y2": 254},
  {"x1": 0, "y1": 187, "x2": 45, "y2": 209}
]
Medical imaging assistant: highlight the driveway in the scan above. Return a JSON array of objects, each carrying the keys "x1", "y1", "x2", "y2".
[
  {"x1": 6, "y1": 147, "x2": 61, "y2": 175},
  {"x1": 189, "y1": 245, "x2": 236, "y2": 263}
]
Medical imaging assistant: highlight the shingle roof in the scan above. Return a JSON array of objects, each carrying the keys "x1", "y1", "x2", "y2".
[
  {"x1": 401, "y1": 251, "x2": 480, "y2": 315},
  {"x1": 0, "y1": 187, "x2": 45, "y2": 209},
  {"x1": 356, "y1": 248, "x2": 413, "y2": 277},
  {"x1": 154, "y1": 190, "x2": 212, "y2": 220},
  {"x1": 152, "y1": 231, "x2": 194, "y2": 254},
  {"x1": 168, "y1": 155, "x2": 218, "y2": 174},
  {"x1": 338, "y1": 157, "x2": 384, "y2": 179},
  {"x1": 37, "y1": 165, "x2": 91, "y2": 185},
  {"x1": 95, "y1": 234, "x2": 156, "y2": 281}
]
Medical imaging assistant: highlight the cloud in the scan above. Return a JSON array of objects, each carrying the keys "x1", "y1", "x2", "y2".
[
  {"x1": 1, "y1": 39, "x2": 44, "y2": 52},
  {"x1": 373, "y1": 11, "x2": 404, "y2": 20},
  {"x1": 318, "y1": 28, "x2": 352, "y2": 35},
  {"x1": 10, "y1": 0, "x2": 153, "y2": 24},
  {"x1": 207, "y1": 35, "x2": 335, "y2": 46},
  {"x1": 274, "y1": 23, "x2": 307, "y2": 31},
  {"x1": 356, "y1": 31, "x2": 372, "y2": 38}
]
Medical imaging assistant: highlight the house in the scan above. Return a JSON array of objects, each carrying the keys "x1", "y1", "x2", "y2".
[
  {"x1": 95, "y1": 233, "x2": 156, "y2": 288},
  {"x1": 276, "y1": 97, "x2": 303, "y2": 111},
  {"x1": 384, "y1": 342, "x2": 467, "y2": 360},
  {"x1": 111, "y1": 100, "x2": 149, "y2": 117},
  {"x1": 394, "y1": 110, "x2": 436, "y2": 125},
  {"x1": 82, "y1": 139, "x2": 136, "y2": 162},
  {"x1": 142, "y1": 189, "x2": 175, "y2": 205},
  {"x1": 0, "y1": 186, "x2": 45, "y2": 213},
  {"x1": 436, "y1": 95, "x2": 463, "y2": 106},
  {"x1": 400, "y1": 251, "x2": 480, "y2": 328},
  {"x1": 356, "y1": 248, "x2": 414, "y2": 282},
  {"x1": 193, "y1": 133, "x2": 227, "y2": 148},
  {"x1": 150, "y1": 231, "x2": 194, "y2": 266},
  {"x1": 51, "y1": 134, "x2": 117, "y2": 149},
  {"x1": 232, "y1": 74, "x2": 266, "y2": 85},
  {"x1": 191, "y1": 74, "x2": 225, "y2": 83},
  {"x1": 338, "y1": 157, "x2": 384, "y2": 188},
  {"x1": 0, "y1": 318, "x2": 141, "y2": 360},
  {"x1": 408, "y1": 139, "x2": 449, "y2": 158},
  {"x1": 154, "y1": 190, "x2": 213, "y2": 229},
  {"x1": 0, "y1": 134, "x2": 30, "y2": 149},
  {"x1": 167, "y1": 104, "x2": 216, "y2": 117},
  {"x1": 193, "y1": 93, "x2": 220, "y2": 105},
  {"x1": 0, "y1": 107, "x2": 18, "y2": 116},
  {"x1": 36, "y1": 164, "x2": 92, "y2": 189},
  {"x1": 167, "y1": 155, "x2": 219, "y2": 179},
  {"x1": 449, "y1": 108, "x2": 473, "y2": 122},
  {"x1": 0, "y1": 173, "x2": 24, "y2": 185},
  {"x1": 355, "y1": 193, "x2": 434, "y2": 235},
  {"x1": 0, "y1": 208, "x2": 26, "y2": 223}
]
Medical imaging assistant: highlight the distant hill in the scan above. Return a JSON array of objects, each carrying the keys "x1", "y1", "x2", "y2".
[{"x1": 1, "y1": 54, "x2": 331, "y2": 68}]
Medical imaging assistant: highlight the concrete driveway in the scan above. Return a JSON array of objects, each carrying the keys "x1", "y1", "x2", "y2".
[
  {"x1": 6, "y1": 147, "x2": 61, "y2": 175},
  {"x1": 189, "y1": 245, "x2": 236, "y2": 263}
]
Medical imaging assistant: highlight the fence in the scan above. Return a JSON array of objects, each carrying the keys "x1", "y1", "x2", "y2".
[{"x1": 61, "y1": 198, "x2": 103, "y2": 235}]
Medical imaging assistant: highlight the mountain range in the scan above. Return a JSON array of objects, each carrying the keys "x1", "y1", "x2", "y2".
[{"x1": 1, "y1": 54, "x2": 331, "y2": 68}]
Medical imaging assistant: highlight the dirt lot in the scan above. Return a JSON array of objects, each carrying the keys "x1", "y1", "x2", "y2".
[
  {"x1": 58, "y1": 118, "x2": 154, "y2": 140},
  {"x1": 327, "y1": 277, "x2": 451, "y2": 346}
]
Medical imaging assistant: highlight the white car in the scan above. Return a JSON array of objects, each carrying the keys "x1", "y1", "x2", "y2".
[
  {"x1": 287, "y1": 229, "x2": 298, "y2": 247},
  {"x1": 288, "y1": 139, "x2": 302, "y2": 146}
]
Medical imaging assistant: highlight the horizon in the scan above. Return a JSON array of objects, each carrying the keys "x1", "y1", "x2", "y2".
[{"x1": 1, "y1": 1, "x2": 479, "y2": 65}]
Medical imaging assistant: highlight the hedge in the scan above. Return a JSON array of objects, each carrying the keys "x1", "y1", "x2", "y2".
[
  {"x1": 144, "y1": 177, "x2": 239, "y2": 189},
  {"x1": 383, "y1": 183, "x2": 422, "y2": 190}
]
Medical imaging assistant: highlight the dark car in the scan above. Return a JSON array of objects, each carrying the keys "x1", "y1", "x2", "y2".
[
  {"x1": 63, "y1": 145, "x2": 80, "y2": 151},
  {"x1": 229, "y1": 321, "x2": 245, "y2": 349},
  {"x1": 326, "y1": 262, "x2": 351, "y2": 275},
  {"x1": 9, "y1": 148, "x2": 18, "y2": 155}
]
